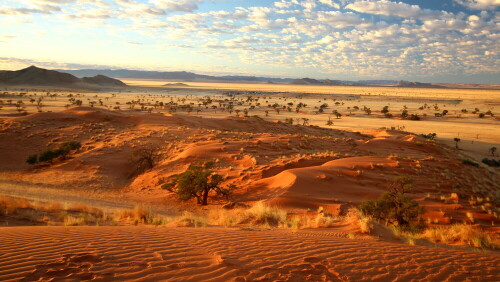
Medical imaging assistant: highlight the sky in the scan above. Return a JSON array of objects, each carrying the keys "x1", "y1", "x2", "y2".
[{"x1": 0, "y1": 0, "x2": 499, "y2": 83}]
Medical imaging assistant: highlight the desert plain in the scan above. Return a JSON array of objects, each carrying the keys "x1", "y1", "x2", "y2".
[{"x1": 0, "y1": 80, "x2": 499, "y2": 281}]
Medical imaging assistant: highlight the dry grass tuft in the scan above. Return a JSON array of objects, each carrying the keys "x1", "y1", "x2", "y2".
[
  {"x1": 345, "y1": 208, "x2": 373, "y2": 234},
  {"x1": 174, "y1": 211, "x2": 207, "y2": 227},
  {"x1": 245, "y1": 202, "x2": 287, "y2": 226},
  {"x1": 0, "y1": 196, "x2": 32, "y2": 215},
  {"x1": 421, "y1": 224, "x2": 497, "y2": 249}
]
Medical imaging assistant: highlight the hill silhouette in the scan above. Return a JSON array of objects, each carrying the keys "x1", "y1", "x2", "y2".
[{"x1": 0, "y1": 66, "x2": 126, "y2": 87}]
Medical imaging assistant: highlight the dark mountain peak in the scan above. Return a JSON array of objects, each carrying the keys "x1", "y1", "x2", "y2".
[
  {"x1": 0, "y1": 66, "x2": 127, "y2": 87},
  {"x1": 82, "y1": 74, "x2": 127, "y2": 86}
]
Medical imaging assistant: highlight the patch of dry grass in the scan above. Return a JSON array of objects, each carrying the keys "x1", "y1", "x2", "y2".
[
  {"x1": 344, "y1": 208, "x2": 373, "y2": 234},
  {"x1": 0, "y1": 196, "x2": 32, "y2": 215},
  {"x1": 421, "y1": 224, "x2": 498, "y2": 249}
]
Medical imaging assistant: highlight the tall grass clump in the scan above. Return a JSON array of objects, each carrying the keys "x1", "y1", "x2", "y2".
[
  {"x1": 421, "y1": 224, "x2": 497, "y2": 249},
  {"x1": 245, "y1": 202, "x2": 287, "y2": 226},
  {"x1": 345, "y1": 208, "x2": 373, "y2": 234}
]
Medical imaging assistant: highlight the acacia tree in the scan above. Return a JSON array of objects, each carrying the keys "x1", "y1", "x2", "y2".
[
  {"x1": 162, "y1": 161, "x2": 233, "y2": 205},
  {"x1": 359, "y1": 176, "x2": 423, "y2": 227}
]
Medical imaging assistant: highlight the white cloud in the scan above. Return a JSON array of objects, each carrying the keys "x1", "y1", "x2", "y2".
[
  {"x1": 150, "y1": 0, "x2": 203, "y2": 13},
  {"x1": 316, "y1": 11, "x2": 365, "y2": 28},
  {"x1": 318, "y1": 0, "x2": 340, "y2": 9},
  {"x1": 345, "y1": 0, "x2": 438, "y2": 19},
  {"x1": 454, "y1": 0, "x2": 500, "y2": 10}
]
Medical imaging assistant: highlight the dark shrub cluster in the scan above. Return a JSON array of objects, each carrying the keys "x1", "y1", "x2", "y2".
[
  {"x1": 459, "y1": 158, "x2": 480, "y2": 168},
  {"x1": 409, "y1": 114, "x2": 420, "y2": 120},
  {"x1": 419, "y1": 133, "x2": 436, "y2": 140},
  {"x1": 26, "y1": 141, "x2": 81, "y2": 164},
  {"x1": 482, "y1": 158, "x2": 500, "y2": 167}
]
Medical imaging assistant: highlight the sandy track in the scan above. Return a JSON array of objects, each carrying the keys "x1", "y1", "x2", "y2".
[
  {"x1": 0, "y1": 180, "x2": 136, "y2": 211},
  {"x1": 0, "y1": 181, "x2": 176, "y2": 217},
  {"x1": 0, "y1": 226, "x2": 498, "y2": 281}
]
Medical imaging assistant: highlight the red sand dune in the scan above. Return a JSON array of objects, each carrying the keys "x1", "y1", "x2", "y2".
[{"x1": 0, "y1": 107, "x2": 498, "y2": 228}]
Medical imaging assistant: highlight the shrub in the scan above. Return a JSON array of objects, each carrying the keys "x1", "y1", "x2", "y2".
[
  {"x1": 26, "y1": 154, "x2": 38, "y2": 165},
  {"x1": 359, "y1": 177, "x2": 423, "y2": 227},
  {"x1": 60, "y1": 141, "x2": 81, "y2": 151},
  {"x1": 38, "y1": 149, "x2": 60, "y2": 163},
  {"x1": 409, "y1": 114, "x2": 420, "y2": 120},
  {"x1": 459, "y1": 158, "x2": 479, "y2": 167},
  {"x1": 482, "y1": 158, "x2": 500, "y2": 167},
  {"x1": 130, "y1": 144, "x2": 163, "y2": 175},
  {"x1": 162, "y1": 161, "x2": 232, "y2": 205},
  {"x1": 27, "y1": 141, "x2": 81, "y2": 164},
  {"x1": 420, "y1": 133, "x2": 436, "y2": 140}
]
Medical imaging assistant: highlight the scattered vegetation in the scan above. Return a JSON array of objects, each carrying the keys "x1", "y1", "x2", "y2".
[{"x1": 26, "y1": 141, "x2": 81, "y2": 165}]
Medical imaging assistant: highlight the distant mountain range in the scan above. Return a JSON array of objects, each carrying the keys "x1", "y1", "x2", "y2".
[
  {"x1": 0, "y1": 66, "x2": 126, "y2": 87},
  {"x1": 57, "y1": 68, "x2": 445, "y2": 87},
  {"x1": 56, "y1": 69, "x2": 294, "y2": 83},
  {"x1": 2, "y1": 66, "x2": 496, "y2": 89}
]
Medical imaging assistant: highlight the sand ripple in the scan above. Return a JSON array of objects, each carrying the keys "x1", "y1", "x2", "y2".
[{"x1": 0, "y1": 226, "x2": 498, "y2": 281}]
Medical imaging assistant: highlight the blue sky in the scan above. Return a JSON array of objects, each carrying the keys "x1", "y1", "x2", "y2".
[{"x1": 0, "y1": 0, "x2": 499, "y2": 83}]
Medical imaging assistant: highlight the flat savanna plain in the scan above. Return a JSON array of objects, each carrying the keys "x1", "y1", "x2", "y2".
[{"x1": 0, "y1": 81, "x2": 499, "y2": 281}]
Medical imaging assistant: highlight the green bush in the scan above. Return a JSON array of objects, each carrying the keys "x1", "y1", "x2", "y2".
[
  {"x1": 26, "y1": 154, "x2": 38, "y2": 165},
  {"x1": 61, "y1": 141, "x2": 81, "y2": 151},
  {"x1": 482, "y1": 158, "x2": 500, "y2": 167},
  {"x1": 27, "y1": 141, "x2": 81, "y2": 165},
  {"x1": 162, "y1": 161, "x2": 233, "y2": 205},
  {"x1": 359, "y1": 177, "x2": 423, "y2": 227},
  {"x1": 459, "y1": 159, "x2": 479, "y2": 168},
  {"x1": 409, "y1": 114, "x2": 420, "y2": 120},
  {"x1": 38, "y1": 149, "x2": 60, "y2": 163}
]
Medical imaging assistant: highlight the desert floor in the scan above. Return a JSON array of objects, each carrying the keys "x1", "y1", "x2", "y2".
[
  {"x1": 1, "y1": 81, "x2": 498, "y2": 161},
  {"x1": 0, "y1": 81, "x2": 499, "y2": 281}
]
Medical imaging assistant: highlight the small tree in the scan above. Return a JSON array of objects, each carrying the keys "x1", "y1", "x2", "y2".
[
  {"x1": 359, "y1": 177, "x2": 423, "y2": 228},
  {"x1": 489, "y1": 147, "x2": 497, "y2": 157},
  {"x1": 326, "y1": 116, "x2": 333, "y2": 126},
  {"x1": 453, "y1": 137, "x2": 461, "y2": 149},
  {"x1": 162, "y1": 161, "x2": 232, "y2": 205},
  {"x1": 130, "y1": 144, "x2": 163, "y2": 175}
]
